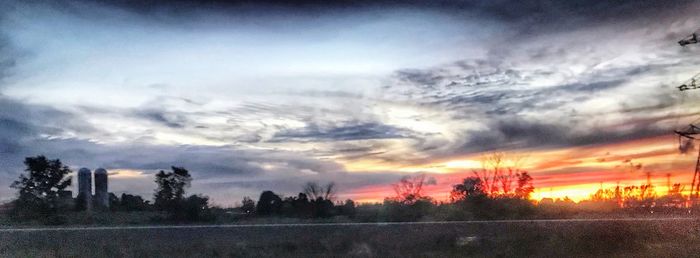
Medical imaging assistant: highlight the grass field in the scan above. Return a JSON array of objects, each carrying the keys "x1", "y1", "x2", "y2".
[{"x1": 2, "y1": 219, "x2": 700, "y2": 257}]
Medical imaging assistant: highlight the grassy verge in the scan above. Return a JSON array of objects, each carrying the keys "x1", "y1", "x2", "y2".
[{"x1": 1, "y1": 220, "x2": 699, "y2": 257}]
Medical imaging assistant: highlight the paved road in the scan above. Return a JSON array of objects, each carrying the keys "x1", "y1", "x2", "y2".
[{"x1": 1, "y1": 217, "x2": 697, "y2": 232}]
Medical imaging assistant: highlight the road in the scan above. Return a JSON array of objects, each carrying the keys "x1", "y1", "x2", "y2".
[{"x1": 1, "y1": 217, "x2": 697, "y2": 232}]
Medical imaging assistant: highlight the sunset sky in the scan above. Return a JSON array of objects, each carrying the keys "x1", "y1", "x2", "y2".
[{"x1": 2, "y1": 0, "x2": 700, "y2": 206}]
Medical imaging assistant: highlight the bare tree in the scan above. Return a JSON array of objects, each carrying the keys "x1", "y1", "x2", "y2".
[
  {"x1": 392, "y1": 174, "x2": 428, "y2": 204},
  {"x1": 472, "y1": 153, "x2": 503, "y2": 195},
  {"x1": 303, "y1": 182, "x2": 336, "y2": 201},
  {"x1": 471, "y1": 152, "x2": 533, "y2": 198}
]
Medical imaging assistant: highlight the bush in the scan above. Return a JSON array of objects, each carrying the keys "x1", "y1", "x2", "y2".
[
  {"x1": 455, "y1": 195, "x2": 535, "y2": 220},
  {"x1": 383, "y1": 198, "x2": 435, "y2": 222}
]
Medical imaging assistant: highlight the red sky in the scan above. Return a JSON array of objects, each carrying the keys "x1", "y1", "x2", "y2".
[{"x1": 345, "y1": 134, "x2": 697, "y2": 203}]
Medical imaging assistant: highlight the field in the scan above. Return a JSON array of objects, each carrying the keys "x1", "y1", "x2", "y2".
[{"x1": 2, "y1": 219, "x2": 700, "y2": 257}]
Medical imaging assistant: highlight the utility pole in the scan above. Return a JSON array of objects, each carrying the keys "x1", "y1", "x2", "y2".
[
  {"x1": 679, "y1": 30, "x2": 699, "y2": 46},
  {"x1": 678, "y1": 74, "x2": 700, "y2": 91},
  {"x1": 675, "y1": 124, "x2": 700, "y2": 201},
  {"x1": 676, "y1": 29, "x2": 700, "y2": 205},
  {"x1": 678, "y1": 30, "x2": 700, "y2": 91}
]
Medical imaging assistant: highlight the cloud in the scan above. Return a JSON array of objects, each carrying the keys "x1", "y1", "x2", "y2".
[
  {"x1": 272, "y1": 121, "x2": 412, "y2": 142},
  {"x1": 456, "y1": 115, "x2": 677, "y2": 154},
  {"x1": 376, "y1": 6, "x2": 700, "y2": 159},
  {"x1": 138, "y1": 109, "x2": 187, "y2": 129},
  {"x1": 0, "y1": 95, "x2": 412, "y2": 203}
]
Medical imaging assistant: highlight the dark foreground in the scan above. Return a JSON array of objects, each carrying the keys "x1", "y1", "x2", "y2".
[{"x1": 2, "y1": 219, "x2": 700, "y2": 257}]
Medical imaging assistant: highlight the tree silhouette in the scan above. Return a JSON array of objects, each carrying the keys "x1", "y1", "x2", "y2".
[
  {"x1": 240, "y1": 196, "x2": 255, "y2": 214},
  {"x1": 471, "y1": 153, "x2": 533, "y2": 198},
  {"x1": 10, "y1": 155, "x2": 72, "y2": 219},
  {"x1": 117, "y1": 193, "x2": 152, "y2": 211},
  {"x1": 303, "y1": 182, "x2": 336, "y2": 201},
  {"x1": 182, "y1": 194, "x2": 213, "y2": 221},
  {"x1": 154, "y1": 166, "x2": 191, "y2": 212},
  {"x1": 302, "y1": 182, "x2": 338, "y2": 218},
  {"x1": 282, "y1": 193, "x2": 312, "y2": 217},
  {"x1": 256, "y1": 191, "x2": 282, "y2": 215},
  {"x1": 392, "y1": 174, "x2": 428, "y2": 204},
  {"x1": 339, "y1": 199, "x2": 356, "y2": 218},
  {"x1": 451, "y1": 174, "x2": 536, "y2": 219},
  {"x1": 515, "y1": 172, "x2": 534, "y2": 199},
  {"x1": 383, "y1": 175, "x2": 435, "y2": 221},
  {"x1": 450, "y1": 177, "x2": 487, "y2": 202}
]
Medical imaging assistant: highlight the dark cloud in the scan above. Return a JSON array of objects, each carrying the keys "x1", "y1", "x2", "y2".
[
  {"x1": 11, "y1": 0, "x2": 693, "y2": 42},
  {"x1": 78, "y1": 0, "x2": 693, "y2": 19},
  {"x1": 272, "y1": 121, "x2": 412, "y2": 142},
  {"x1": 458, "y1": 116, "x2": 673, "y2": 154},
  {"x1": 138, "y1": 110, "x2": 187, "y2": 128},
  {"x1": 460, "y1": 1, "x2": 694, "y2": 32}
]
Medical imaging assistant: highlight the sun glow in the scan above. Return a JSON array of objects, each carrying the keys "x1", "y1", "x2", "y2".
[
  {"x1": 444, "y1": 160, "x2": 482, "y2": 169},
  {"x1": 110, "y1": 169, "x2": 148, "y2": 179}
]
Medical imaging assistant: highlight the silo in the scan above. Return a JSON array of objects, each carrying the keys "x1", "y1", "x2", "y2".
[
  {"x1": 77, "y1": 168, "x2": 92, "y2": 211},
  {"x1": 94, "y1": 168, "x2": 109, "y2": 208}
]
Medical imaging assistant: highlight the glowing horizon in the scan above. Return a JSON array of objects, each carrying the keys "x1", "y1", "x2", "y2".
[{"x1": 344, "y1": 134, "x2": 698, "y2": 203}]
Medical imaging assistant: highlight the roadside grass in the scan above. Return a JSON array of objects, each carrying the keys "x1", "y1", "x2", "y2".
[{"x1": 1, "y1": 220, "x2": 699, "y2": 257}]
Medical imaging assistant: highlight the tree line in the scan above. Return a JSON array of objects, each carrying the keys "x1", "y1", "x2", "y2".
[
  {"x1": 5, "y1": 154, "x2": 699, "y2": 225},
  {"x1": 7, "y1": 156, "x2": 212, "y2": 224}
]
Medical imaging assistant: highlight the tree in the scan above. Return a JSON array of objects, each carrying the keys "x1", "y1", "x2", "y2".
[
  {"x1": 383, "y1": 175, "x2": 435, "y2": 221},
  {"x1": 450, "y1": 177, "x2": 486, "y2": 202},
  {"x1": 514, "y1": 172, "x2": 534, "y2": 199},
  {"x1": 471, "y1": 153, "x2": 533, "y2": 198},
  {"x1": 108, "y1": 193, "x2": 120, "y2": 211},
  {"x1": 10, "y1": 156, "x2": 72, "y2": 219},
  {"x1": 392, "y1": 174, "x2": 429, "y2": 204},
  {"x1": 303, "y1": 182, "x2": 336, "y2": 201},
  {"x1": 256, "y1": 191, "x2": 282, "y2": 215},
  {"x1": 383, "y1": 197, "x2": 435, "y2": 222},
  {"x1": 657, "y1": 183, "x2": 685, "y2": 208},
  {"x1": 302, "y1": 182, "x2": 338, "y2": 218},
  {"x1": 339, "y1": 199, "x2": 356, "y2": 218},
  {"x1": 152, "y1": 167, "x2": 213, "y2": 221},
  {"x1": 154, "y1": 166, "x2": 192, "y2": 213},
  {"x1": 622, "y1": 184, "x2": 656, "y2": 209},
  {"x1": 182, "y1": 194, "x2": 213, "y2": 221},
  {"x1": 451, "y1": 175, "x2": 536, "y2": 220},
  {"x1": 310, "y1": 196, "x2": 335, "y2": 218},
  {"x1": 240, "y1": 196, "x2": 255, "y2": 214},
  {"x1": 118, "y1": 193, "x2": 151, "y2": 211},
  {"x1": 282, "y1": 193, "x2": 313, "y2": 218}
]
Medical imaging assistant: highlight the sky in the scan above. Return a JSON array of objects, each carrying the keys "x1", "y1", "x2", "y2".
[{"x1": 2, "y1": 0, "x2": 700, "y2": 206}]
